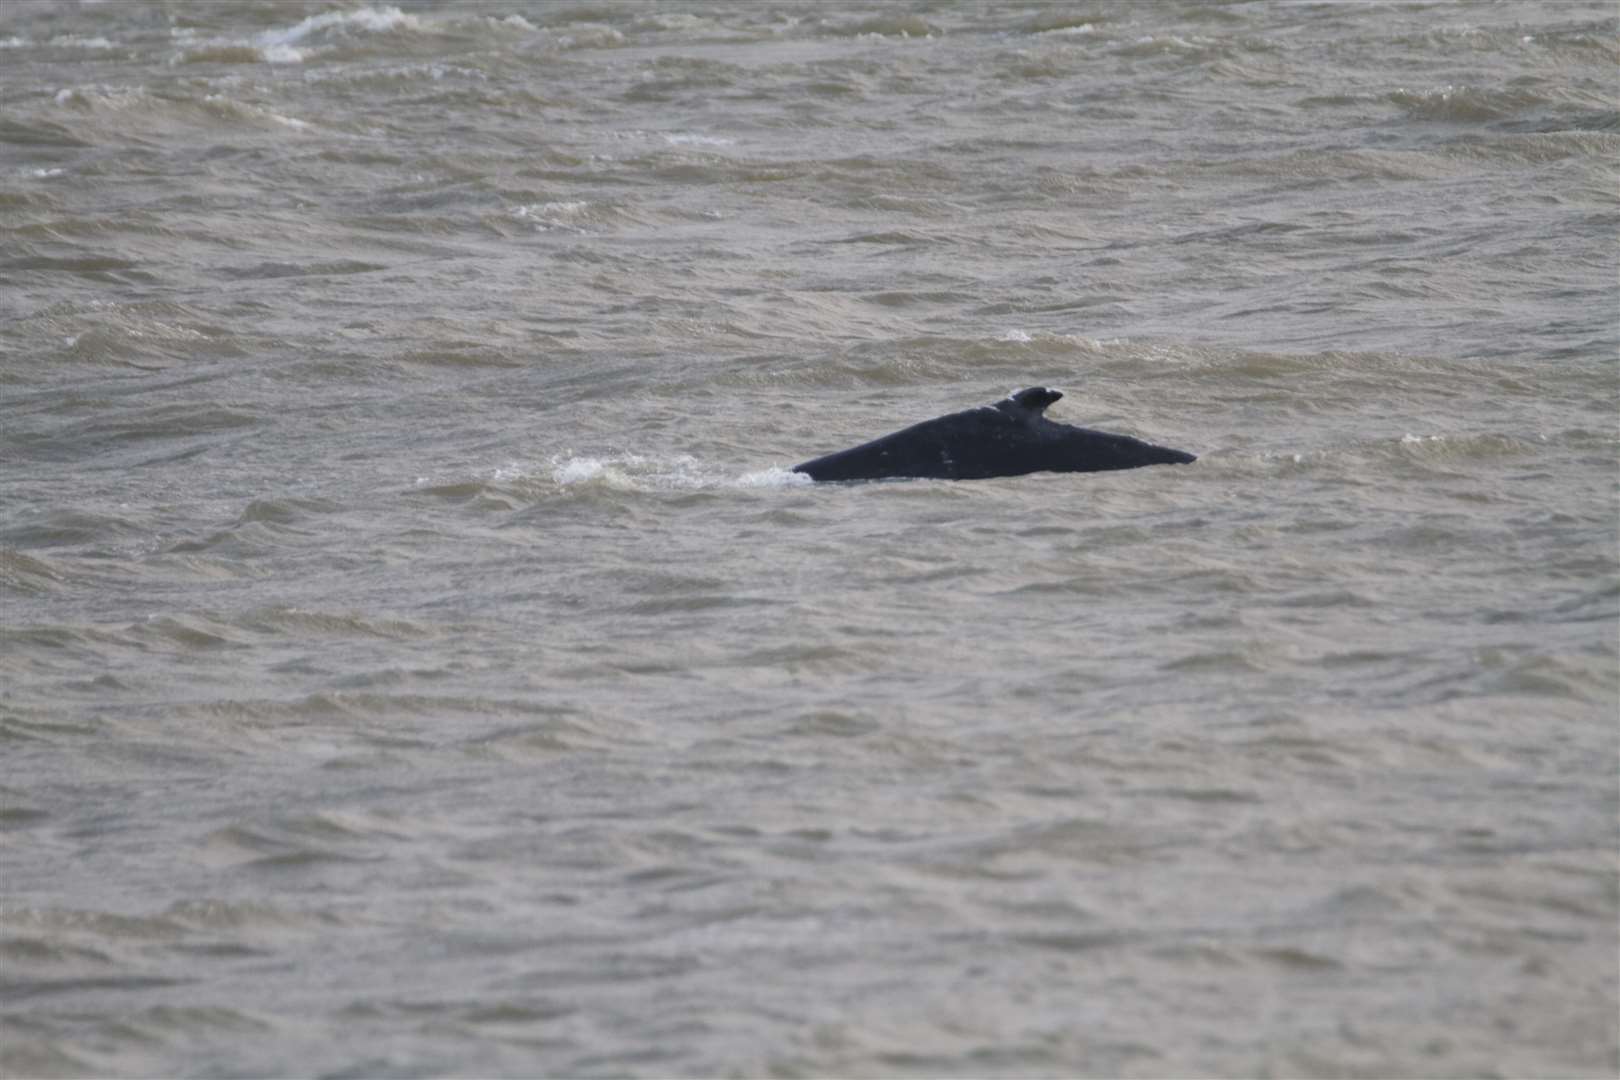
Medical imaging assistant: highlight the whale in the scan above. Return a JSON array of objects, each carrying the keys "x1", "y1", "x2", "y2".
[{"x1": 792, "y1": 387, "x2": 1195, "y2": 482}]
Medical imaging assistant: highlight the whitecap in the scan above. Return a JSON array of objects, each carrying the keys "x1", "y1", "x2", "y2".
[
  {"x1": 1065, "y1": 335, "x2": 1125, "y2": 350},
  {"x1": 50, "y1": 35, "x2": 114, "y2": 49},
  {"x1": 255, "y1": 5, "x2": 421, "y2": 60},
  {"x1": 552, "y1": 456, "x2": 612, "y2": 485},
  {"x1": 663, "y1": 133, "x2": 737, "y2": 147},
  {"x1": 202, "y1": 93, "x2": 313, "y2": 131},
  {"x1": 553, "y1": 26, "x2": 625, "y2": 50},
  {"x1": 512, "y1": 201, "x2": 593, "y2": 230},
  {"x1": 261, "y1": 44, "x2": 306, "y2": 64}
]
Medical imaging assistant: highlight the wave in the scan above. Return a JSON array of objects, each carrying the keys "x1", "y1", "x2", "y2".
[
  {"x1": 165, "y1": 5, "x2": 622, "y2": 66},
  {"x1": 1389, "y1": 84, "x2": 1553, "y2": 123},
  {"x1": 0, "y1": 550, "x2": 70, "y2": 595},
  {"x1": 253, "y1": 5, "x2": 422, "y2": 63},
  {"x1": 5, "y1": 299, "x2": 248, "y2": 373},
  {"x1": 815, "y1": 14, "x2": 939, "y2": 39},
  {"x1": 0, "y1": 508, "x2": 152, "y2": 551},
  {"x1": 45, "y1": 83, "x2": 327, "y2": 146},
  {"x1": 507, "y1": 199, "x2": 636, "y2": 234}
]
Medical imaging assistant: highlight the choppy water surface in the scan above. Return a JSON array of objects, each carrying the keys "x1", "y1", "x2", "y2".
[{"x1": 2, "y1": 1, "x2": 1617, "y2": 1076}]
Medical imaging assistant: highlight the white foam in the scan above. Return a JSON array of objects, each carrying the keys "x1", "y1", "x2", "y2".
[
  {"x1": 487, "y1": 463, "x2": 529, "y2": 483},
  {"x1": 1067, "y1": 335, "x2": 1123, "y2": 350},
  {"x1": 266, "y1": 5, "x2": 420, "y2": 46},
  {"x1": 51, "y1": 35, "x2": 114, "y2": 49},
  {"x1": 516, "y1": 200, "x2": 588, "y2": 216},
  {"x1": 1, "y1": 36, "x2": 32, "y2": 48},
  {"x1": 988, "y1": 330, "x2": 1123, "y2": 352},
  {"x1": 203, "y1": 93, "x2": 312, "y2": 131},
  {"x1": 513, "y1": 201, "x2": 592, "y2": 230},
  {"x1": 428, "y1": 63, "x2": 484, "y2": 81},
  {"x1": 553, "y1": 456, "x2": 608, "y2": 485},
  {"x1": 255, "y1": 5, "x2": 420, "y2": 61},
  {"x1": 663, "y1": 133, "x2": 737, "y2": 147},
  {"x1": 642, "y1": 12, "x2": 712, "y2": 32},
  {"x1": 553, "y1": 26, "x2": 624, "y2": 49},
  {"x1": 544, "y1": 454, "x2": 808, "y2": 492},
  {"x1": 261, "y1": 44, "x2": 306, "y2": 64},
  {"x1": 737, "y1": 467, "x2": 812, "y2": 488}
]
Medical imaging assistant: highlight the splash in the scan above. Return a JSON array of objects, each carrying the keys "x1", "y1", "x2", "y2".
[{"x1": 543, "y1": 453, "x2": 808, "y2": 492}]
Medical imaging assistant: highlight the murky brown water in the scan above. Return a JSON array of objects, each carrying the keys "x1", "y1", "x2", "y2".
[{"x1": 3, "y1": 2, "x2": 1617, "y2": 1076}]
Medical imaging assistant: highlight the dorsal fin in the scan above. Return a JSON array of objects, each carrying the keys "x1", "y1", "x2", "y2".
[{"x1": 1003, "y1": 386, "x2": 1063, "y2": 415}]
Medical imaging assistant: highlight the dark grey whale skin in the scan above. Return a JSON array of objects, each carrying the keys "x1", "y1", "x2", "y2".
[{"x1": 792, "y1": 387, "x2": 1196, "y2": 482}]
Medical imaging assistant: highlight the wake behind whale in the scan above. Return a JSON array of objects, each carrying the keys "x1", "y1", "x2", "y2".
[{"x1": 793, "y1": 387, "x2": 1195, "y2": 482}]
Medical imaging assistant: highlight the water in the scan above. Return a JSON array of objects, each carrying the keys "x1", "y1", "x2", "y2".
[{"x1": 2, "y1": 1, "x2": 1617, "y2": 1076}]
